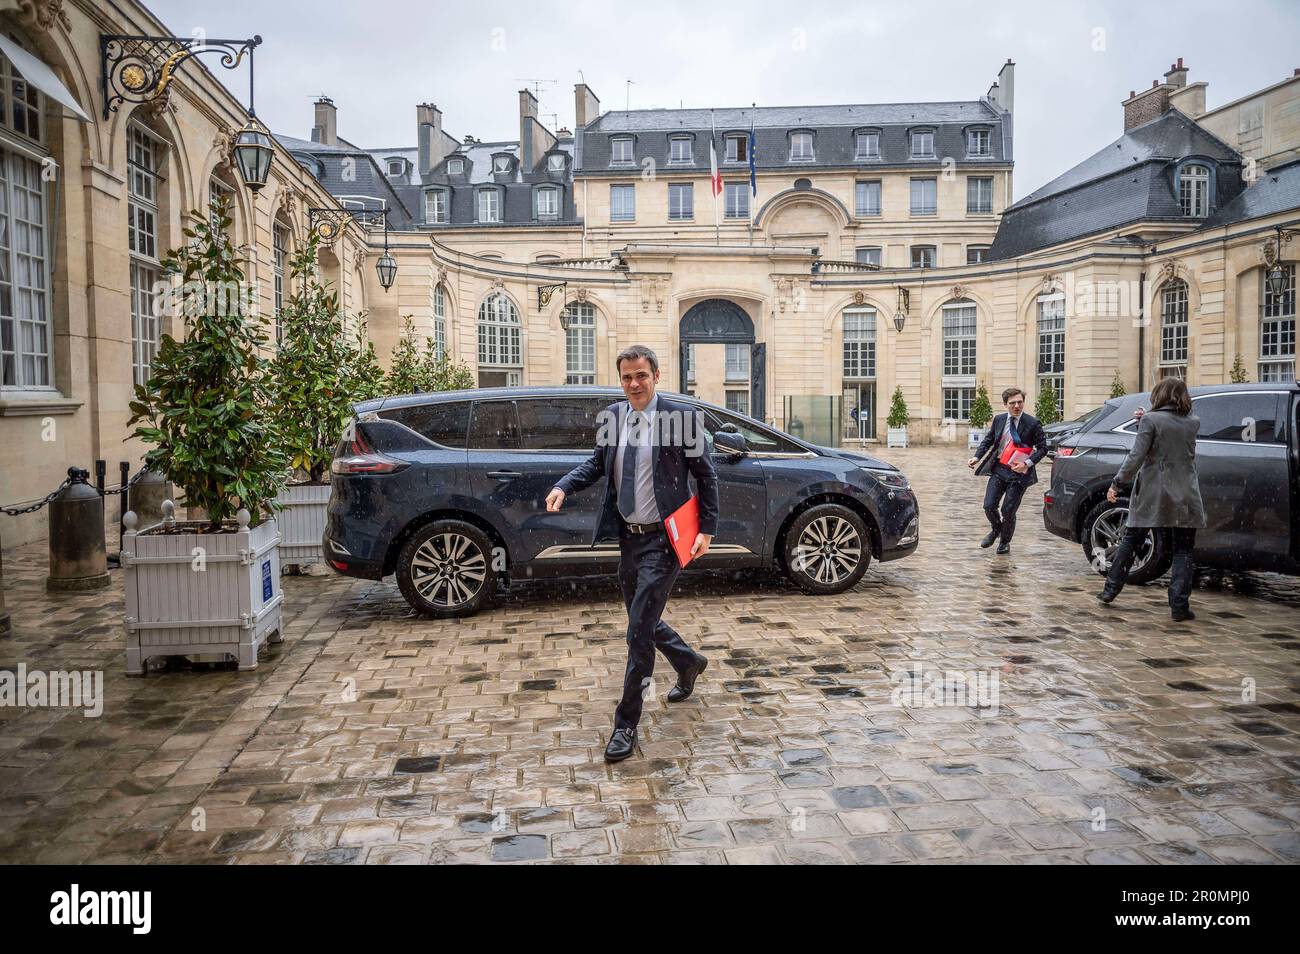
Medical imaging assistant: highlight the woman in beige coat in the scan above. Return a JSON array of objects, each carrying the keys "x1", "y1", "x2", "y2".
[{"x1": 1097, "y1": 377, "x2": 1206, "y2": 621}]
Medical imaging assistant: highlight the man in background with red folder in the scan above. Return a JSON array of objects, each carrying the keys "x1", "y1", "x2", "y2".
[
  {"x1": 545, "y1": 345, "x2": 719, "y2": 763},
  {"x1": 967, "y1": 387, "x2": 1048, "y2": 555}
]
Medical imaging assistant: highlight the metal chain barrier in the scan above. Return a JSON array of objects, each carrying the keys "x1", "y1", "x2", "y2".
[{"x1": 0, "y1": 466, "x2": 148, "y2": 516}]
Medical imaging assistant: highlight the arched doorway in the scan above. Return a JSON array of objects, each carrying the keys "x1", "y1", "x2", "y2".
[{"x1": 678, "y1": 299, "x2": 765, "y2": 420}]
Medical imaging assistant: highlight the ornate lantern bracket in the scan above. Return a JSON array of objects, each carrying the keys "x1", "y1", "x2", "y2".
[
  {"x1": 893, "y1": 286, "x2": 910, "y2": 333},
  {"x1": 100, "y1": 34, "x2": 262, "y2": 120},
  {"x1": 1262, "y1": 225, "x2": 1298, "y2": 300},
  {"x1": 308, "y1": 207, "x2": 389, "y2": 242},
  {"x1": 539, "y1": 282, "x2": 568, "y2": 314}
]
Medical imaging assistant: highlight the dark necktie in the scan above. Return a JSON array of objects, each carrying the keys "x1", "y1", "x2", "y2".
[{"x1": 618, "y1": 407, "x2": 640, "y2": 519}]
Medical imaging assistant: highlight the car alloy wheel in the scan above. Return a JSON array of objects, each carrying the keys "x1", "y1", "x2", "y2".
[
  {"x1": 783, "y1": 503, "x2": 871, "y2": 594},
  {"x1": 410, "y1": 531, "x2": 487, "y2": 607},
  {"x1": 1088, "y1": 505, "x2": 1154, "y2": 575}
]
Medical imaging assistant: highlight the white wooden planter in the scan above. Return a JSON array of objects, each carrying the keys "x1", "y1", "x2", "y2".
[
  {"x1": 968, "y1": 428, "x2": 986, "y2": 449},
  {"x1": 275, "y1": 482, "x2": 330, "y2": 566},
  {"x1": 887, "y1": 426, "x2": 908, "y2": 448},
  {"x1": 121, "y1": 502, "x2": 282, "y2": 674}
]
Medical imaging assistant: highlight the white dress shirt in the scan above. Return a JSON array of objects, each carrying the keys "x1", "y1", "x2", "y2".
[{"x1": 613, "y1": 395, "x2": 660, "y2": 523}]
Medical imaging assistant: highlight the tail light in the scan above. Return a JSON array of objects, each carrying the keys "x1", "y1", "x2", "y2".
[
  {"x1": 331, "y1": 427, "x2": 409, "y2": 476},
  {"x1": 1043, "y1": 494, "x2": 1055, "y2": 505}
]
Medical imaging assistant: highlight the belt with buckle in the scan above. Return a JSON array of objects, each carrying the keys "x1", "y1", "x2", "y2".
[{"x1": 621, "y1": 520, "x2": 661, "y2": 534}]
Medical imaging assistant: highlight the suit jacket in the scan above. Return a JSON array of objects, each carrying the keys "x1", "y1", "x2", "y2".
[
  {"x1": 555, "y1": 395, "x2": 720, "y2": 545},
  {"x1": 1112, "y1": 408, "x2": 1206, "y2": 529},
  {"x1": 973, "y1": 411, "x2": 1049, "y2": 485}
]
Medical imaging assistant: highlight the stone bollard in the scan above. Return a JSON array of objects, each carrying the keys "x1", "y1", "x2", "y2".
[{"x1": 47, "y1": 467, "x2": 110, "y2": 592}]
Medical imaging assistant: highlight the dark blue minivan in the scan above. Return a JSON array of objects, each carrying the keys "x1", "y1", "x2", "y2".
[{"x1": 324, "y1": 387, "x2": 920, "y2": 617}]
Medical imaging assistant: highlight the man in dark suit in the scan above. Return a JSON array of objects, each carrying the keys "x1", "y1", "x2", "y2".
[
  {"x1": 545, "y1": 345, "x2": 720, "y2": 763},
  {"x1": 967, "y1": 387, "x2": 1049, "y2": 554}
]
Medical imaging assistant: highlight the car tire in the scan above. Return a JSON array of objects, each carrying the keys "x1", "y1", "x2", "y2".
[
  {"x1": 781, "y1": 504, "x2": 871, "y2": 595},
  {"x1": 396, "y1": 520, "x2": 498, "y2": 618},
  {"x1": 1080, "y1": 498, "x2": 1172, "y2": 585}
]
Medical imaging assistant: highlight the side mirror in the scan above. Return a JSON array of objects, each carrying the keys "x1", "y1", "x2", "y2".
[{"x1": 713, "y1": 431, "x2": 747, "y2": 456}]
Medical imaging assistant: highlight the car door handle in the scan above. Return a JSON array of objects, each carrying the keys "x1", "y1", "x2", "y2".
[{"x1": 486, "y1": 471, "x2": 523, "y2": 479}]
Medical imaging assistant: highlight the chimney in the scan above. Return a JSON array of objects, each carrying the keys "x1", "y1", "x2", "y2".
[
  {"x1": 575, "y1": 83, "x2": 601, "y2": 129},
  {"x1": 995, "y1": 59, "x2": 1015, "y2": 114},
  {"x1": 1164, "y1": 57, "x2": 1188, "y2": 88},
  {"x1": 311, "y1": 95, "x2": 337, "y2": 146},
  {"x1": 1122, "y1": 76, "x2": 1171, "y2": 132},
  {"x1": 417, "y1": 102, "x2": 447, "y2": 175},
  {"x1": 519, "y1": 88, "x2": 557, "y2": 169}
]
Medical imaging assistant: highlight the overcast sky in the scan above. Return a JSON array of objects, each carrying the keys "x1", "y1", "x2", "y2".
[{"x1": 147, "y1": 0, "x2": 1300, "y2": 199}]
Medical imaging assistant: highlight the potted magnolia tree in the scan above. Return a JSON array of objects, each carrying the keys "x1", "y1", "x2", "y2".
[
  {"x1": 269, "y1": 234, "x2": 379, "y2": 569},
  {"x1": 886, "y1": 386, "x2": 910, "y2": 448},
  {"x1": 124, "y1": 196, "x2": 289, "y2": 674},
  {"x1": 968, "y1": 382, "x2": 993, "y2": 449}
]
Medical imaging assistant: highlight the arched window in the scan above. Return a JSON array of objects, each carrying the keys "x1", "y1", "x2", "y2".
[
  {"x1": 1037, "y1": 292, "x2": 1065, "y2": 418},
  {"x1": 941, "y1": 299, "x2": 977, "y2": 421},
  {"x1": 128, "y1": 121, "x2": 166, "y2": 387},
  {"x1": 433, "y1": 283, "x2": 448, "y2": 358},
  {"x1": 842, "y1": 307, "x2": 877, "y2": 440},
  {"x1": 272, "y1": 219, "x2": 291, "y2": 345},
  {"x1": 1159, "y1": 279, "x2": 1189, "y2": 377},
  {"x1": 564, "y1": 302, "x2": 595, "y2": 384},
  {"x1": 477, "y1": 293, "x2": 521, "y2": 386},
  {"x1": 0, "y1": 36, "x2": 52, "y2": 390},
  {"x1": 1179, "y1": 164, "x2": 1210, "y2": 217}
]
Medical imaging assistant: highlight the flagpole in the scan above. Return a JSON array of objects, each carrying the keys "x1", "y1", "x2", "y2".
[
  {"x1": 748, "y1": 102, "x2": 755, "y2": 247},
  {"x1": 711, "y1": 110, "x2": 720, "y2": 246}
]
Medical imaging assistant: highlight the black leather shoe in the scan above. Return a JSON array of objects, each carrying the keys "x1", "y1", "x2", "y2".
[
  {"x1": 1096, "y1": 588, "x2": 1119, "y2": 604},
  {"x1": 980, "y1": 529, "x2": 1000, "y2": 548},
  {"x1": 667, "y1": 654, "x2": 708, "y2": 703},
  {"x1": 995, "y1": 541, "x2": 1011, "y2": 555},
  {"x1": 1171, "y1": 609, "x2": 1196, "y2": 622},
  {"x1": 604, "y1": 727, "x2": 636, "y2": 762}
]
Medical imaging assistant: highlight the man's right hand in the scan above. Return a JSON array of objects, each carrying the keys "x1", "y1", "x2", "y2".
[
  {"x1": 545, "y1": 487, "x2": 565, "y2": 512},
  {"x1": 967, "y1": 457, "x2": 978, "y2": 469}
]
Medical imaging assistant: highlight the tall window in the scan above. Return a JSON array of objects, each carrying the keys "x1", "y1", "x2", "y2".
[
  {"x1": 789, "y1": 132, "x2": 814, "y2": 161},
  {"x1": 477, "y1": 189, "x2": 500, "y2": 223},
  {"x1": 0, "y1": 44, "x2": 51, "y2": 390},
  {"x1": 668, "y1": 182, "x2": 693, "y2": 220},
  {"x1": 967, "y1": 129, "x2": 991, "y2": 157},
  {"x1": 477, "y1": 293, "x2": 521, "y2": 374},
  {"x1": 855, "y1": 132, "x2": 880, "y2": 160},
  {"x1": 967, "y1": 176, "x2": 993, "y2": 213},
  {"x1": 725, "y1": 343, "x2": 750, "y2": 382},
  {"x1": 128, "y1": 123, "x2": 162, "y2": 388},
  {"x1": 1037, "y1": 293, "x2": 1065, "y2": 418},
  {"x1": 208, "y1": 175, "x2": 234, "y2": 235},
  {"x1": 1260, "y1": 264, "x2": 1296, "y2": 382},
  {"x1": 1179, "y1": 164, "x2": 1210, "y2": 217},
  {"x1": 855, "y1": 180, "x2": 881, "y2": 216},
  {"x1": 610, "y1": 184, "x2": 635, "y2": 221},
  {"x1": 910, "y1": 178, "x2": 936, "y2": 215},
  {"x1": 425, "y1": 189, "x2": 447, "y2": 223},
  {"x1": 272, "y1": 223, "x2": 288, "y2": 345},
  {"x1": 942, "y1": 300, "x2": 976, "y2": 420},
  {"x1": 610, "y1": 138, "x2": 634, "y2": 164},
  {"x1": 911, "y1": 131, "x2": 935, "y2": 158},
  {"x1": 564, "y1": 302, "x2": 595, "y2": 384},
  {"x1": 669, "y1": 137, "x2": 693, "y2": 163},
  {"x1": 1159, "y1": 279, "x2": 1189, "y2": 372},
  {"x1": 725, "y1": 134, "x2": 748, "y2": 163},
  {"x1": 842, "y1": 307, "x2": 876, "y2": 379},
  {"x1": 535, "y1": 187, "x2": 558, "y2": 219},
  {"x1": 433, "y1": 283, "x2": 448, "y2": 359},
  {"x1": 724, "y1": 182, "x2": 749, "y2": 219}
]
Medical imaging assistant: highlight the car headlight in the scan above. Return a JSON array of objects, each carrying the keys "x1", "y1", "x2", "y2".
[{"x1": 866, "y1": 467, "x2": 909, "y2": 490}]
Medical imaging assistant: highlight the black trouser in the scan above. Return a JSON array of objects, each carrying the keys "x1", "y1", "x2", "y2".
[
  {"x1": 1105, "y1": 526, "x2": 1197, "y2": 612},
  {"x1": 983, "y1": 465, "x2": 1028, "y2": 543},
  {"x1": 613, "y1": 526, "x2": 697, "y2": 731}
]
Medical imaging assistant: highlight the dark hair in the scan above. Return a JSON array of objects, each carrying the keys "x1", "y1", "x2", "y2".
[
  {"x1": 616, "y1": 344, "x2": 659, "y2": 374},
  {"x1": 1149, "y1": 377, "x2": 1192, "y2": 415},
  {"x1": 1002, "y1": 387, "x2": 1025, "y2": 404}
]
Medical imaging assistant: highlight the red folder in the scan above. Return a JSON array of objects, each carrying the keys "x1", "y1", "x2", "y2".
[
  {"x1": 664, "y1": 495, "x2": 701, "y2": 568},
  {"x1": 999, "y1": 442, "x2": 1033, "y2": 467}
]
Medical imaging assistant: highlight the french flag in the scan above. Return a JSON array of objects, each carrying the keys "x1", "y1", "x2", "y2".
[{"x1": 709, "y1": 132, "x2": 722, "y2": 197}]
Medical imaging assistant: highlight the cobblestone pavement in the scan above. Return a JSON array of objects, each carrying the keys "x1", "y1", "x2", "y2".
[{"x1": 2, "y1": 446, "x2": 1298, "y2": 865}]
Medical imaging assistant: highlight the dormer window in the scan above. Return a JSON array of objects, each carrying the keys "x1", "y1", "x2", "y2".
[
  {"x1": 855, "y1": 131, "x2": 880, "y2": 160},
  {"x1": 386, "y1": 158, "x2": 405, "y2": 176},
  {"x1": 789, "y1": 131, "x2": 814, "y2": 161},
  {"x1": 477, "y1": 189, "x2": 501, "y2": 223},
  {"x1": 911, "y1": 130, "x2": 935, "y2": 158},
  {"x1": 967, "y1": 129, "x2": 990, "y2": 157},
  {"x1": 447, "y1": 158, "x2": 464, "y2": 175},
  {"x1": 535, "y1": 186, "x2": 559, "y2": 219},
  {"x1": 1179, "y1": 163, "x2": 1210, "y2": 216},
  {"x1": 611, "y1": 137, "x2": 634, "y2": 164},
  {"x1": 492, "y1": 155, "x2": 512, "y2": 174},
  {"x1": 725, "y1": 134, "x2": 748, "y2": 163},
  {"x1": 425, "y1": 189, "x2": 447, "y2": 224},
  {"x1": 669, "y1": 136, "x2": 693, "y2": 163},
  {"x1": 547, "y1": 153, "x2": 566, "y2": 172}
]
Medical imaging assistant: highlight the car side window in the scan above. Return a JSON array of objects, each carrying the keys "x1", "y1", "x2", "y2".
[
  {"x1": 1194, "y1": 394, "x2": 1281, "y2": 444},
  {"x1": 468, "y1": 400, "x2": 521, "y2": 449},
  {"x1": 706, "y1": 408, "x2": 804, "y2": 453},
  {"x1": 379, "y1": 401, "x2": 471, "y2": 448},
  {"x1": 516, "y1": 398, "x2": 605, "y2": 450}
]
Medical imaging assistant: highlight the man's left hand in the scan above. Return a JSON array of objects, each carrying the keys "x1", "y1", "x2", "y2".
[
  {"x1": 690, "y1": 533, "x2": 712, "y2": 558},
  {"x1": 1010, "y1": 461, "x2": 1028, "y2": 475}
]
